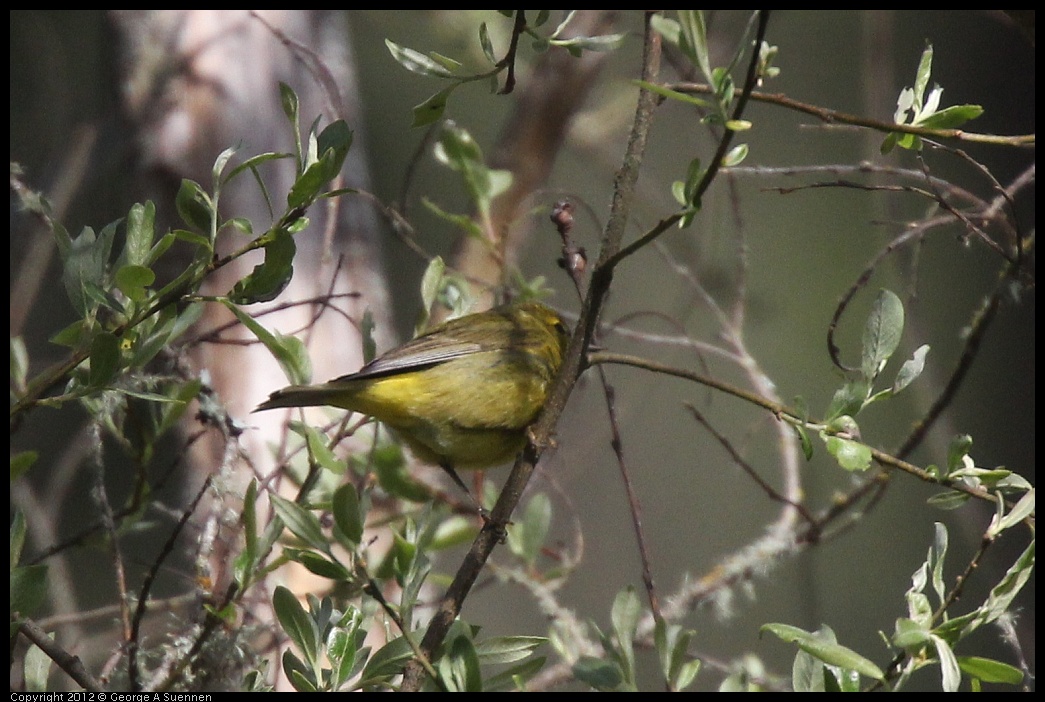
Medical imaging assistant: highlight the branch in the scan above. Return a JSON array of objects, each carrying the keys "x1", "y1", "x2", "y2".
[
  {"x1": 399, "y1": 11, "x2": 665, "y2": 691},
  {"x1": 670, "y1": 82, "x2": 1036, "y2": 147}
]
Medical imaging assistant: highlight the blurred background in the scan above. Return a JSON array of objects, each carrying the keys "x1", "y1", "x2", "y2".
[{"x1": 11, "y1": 10, "x2": 1034, "y2": 691}]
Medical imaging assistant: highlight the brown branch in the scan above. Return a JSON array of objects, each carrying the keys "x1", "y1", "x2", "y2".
[
  {"x1": 399, "y1": 11, "x2": 663, "y2": 691},
  {"x1": 670, "y1": 82, "x2": 1036, "y2": 147}
]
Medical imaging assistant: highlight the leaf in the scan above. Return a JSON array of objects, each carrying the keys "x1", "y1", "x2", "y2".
[
  {"x1": 123, "y1": 201, "x2": 156, "y2": 267},
  {"x1": 88, "y1": 331, "x2": 121, "y2": 388},
  {"x1": 824, "y1": 379, "x2": 870, "y2": 422},
  {"x1": 115, "y1": 264, "x2": 155, "y2": 302},
  {"x1": 861, "y1": 289, "x2": 904, "y2": 381},
  {"x1": 722, "y1": 143, "x2": 749, "y2": 167},
  {"x1": 610, "y1": 586, "x2": 641, "y2": 682},
  {"x1": 284, "y1": 548, "x2": 351, "y2": 581},
  {"x1": 274, "y1": 585, "x2": 320, "y2": 668},
  {"x1": 633, "y1": 80, "x2": 712, "y2": 109},
  {"x1": 913, "y1": 44, "x2": 934, "y2": 108},
  {"x1": 931, "y1": 634, "x2": 962, "y2": 692},
  {"x1": 360, "y1": 635, "x2": 415, "y2": 683},
  {"x1": 990, "y1": 488, "x2": 1035, "y2": 535},
  {"x1": 892, "y1": 344, "x2": 930, "y2": 394},
  {"x1": 573, "y1": 656, "x2": 624, "y2": 691},
  {"x1": 676, "y1": 10, "x2": 712, "y2": 82},
  {"x1": 221, "y1": 299, "x2": 311, "y2": 385},
  {"x1": 825, "y1": 436, "x2": 872, "y2": 472},
  {"x1": 916, "y1": 104, "x2": 984, "y2": 130},
  {"x1": 10, "y1": 451, "x2": 38, "y2": 482},
  {"x1": 316, "y1": 119, "x2": 353, "y2": 178},
  {"x1": 270, "y1": 493, "x2": 329, "y2": 553},
  {"x1": 10, "y1": 564, "x2": 48, "y2": 617},
  {"x1": 279, "y1": 82, "x2": 300, "y2": 123},
  {"x1": 412, "y1": 85, "x2": 456, "y2": 128},
  {"x1": 957, "y1": 656, "x2": 1024, "y2": 685},
  {"x1": 761, "y1": 623, "x2": 884, "y2": 681},
  {"x1": 959, "y1": 539, "x2": 1034, "y2": 638},
  {"x1": 385, "y1": 39, "x2": 457, "y2": 78},
  {"x1": 301, "y1": 423, "x2": 345, "y2": 475},
  {"x1": 551, "y1": 33, "x2": 628, "y2": 53},
  {"x1": 506, "y1": 493, "x2": 551, "y2": 566},
  {"x1": 332, "y1": 482, "x2": 364, "y2": 546},
  {"x1": 175, "y1": 179, "x2": 214, "y2": 234},
  {"x1": 478, "y1": 22, "x2": 496, "y2": 63},
  {"x1": 474, "y1": 636, "x2": 546, "y2": 665}
]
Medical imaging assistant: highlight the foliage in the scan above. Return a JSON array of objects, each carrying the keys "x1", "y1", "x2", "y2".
[{"x1": 10, "y1": 10, "x2": 1033, "y2": 693}]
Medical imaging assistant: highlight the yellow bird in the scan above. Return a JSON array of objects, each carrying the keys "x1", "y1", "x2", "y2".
[{"x1": 255, "y1": 301, "x2": 571, "y2": 497}]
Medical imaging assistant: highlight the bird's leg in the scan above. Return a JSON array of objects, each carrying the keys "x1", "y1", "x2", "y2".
[{"x1": 439, "y1": 463, "x2": 489, "y2": 521}]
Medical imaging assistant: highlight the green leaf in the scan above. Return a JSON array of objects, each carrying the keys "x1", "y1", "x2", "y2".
[
  {"x1": 761, "y1": 623, "x2": 884, "y2": 681},
  {"x1": 478, "y1": 22, "x2": 496, "y2": 63},
  {"x1": 676, "y1": 10, "x2": 712, "y2": 82},
  {"x1": 419, "y1": 255, "x2": 447, "y2": 326},
  {"x1": 913, "y1": 44, "x2": 933, "y2": 108},
  {"x1": 474, "y1": 636, "x2": 546, "y2": 665},
  {"x1": 506, "y1": 493, "x2": 551, "y2": 565},
  {"x1": 611, "y1": 586, "x2": 641, "y2": 683},
  {"x1": 11, "y1": 336, "x2": 29, "y2": 390},
  {"x1": 649, "y1": 15, "x2": 681, "y2": 48},
  {"x1": 722, "y1": 143, "x2": 749, "y2": 167},
  {"x1": 11, "y1": 510, "x2": 28, "y2": 565},
  {"x1": 960, "y1": 539, "x2": 1034, "y2": 638},
  {"x1": 221, "y1": 299, "x2": 311, "y2": 385},
  {"x1": 573, "y1": 656, "x2": 624, "y2": 691},
  {"x1": 10, "y1": 451, "x2": 38, "y2": 482},
  {"x1": 824, "y1": 435, "x2": 872, "y2": 472},
  {"x1": 88, "y1": 331, "x2": 121, "y2": 387},
  {"x1": 221, "y1": 151, "x2": 295, "y2": 188},
  {"x1": 288, "y1": 153, "x2": 334, "y2": 210},
  {"x1": 927, "y1": 491, "x2": 971, "y2": 510},
  {"x1": 990, "y1": 488, "x2": 1035, "y2": 536},
  {"x1": 412, "y1": 85, "x2": 456, "y2": 128},
  {"x1": 332, "y1": 482, "x2": 364, "y2": 546},
  {"x1": 284, "y1": 548, "x2": 351, "y2": 581},
  {"x1": 892, "y1": 344, "x2": 930, "y2": 394},
  {"x1": 634, "y1": 80, "x2": 712, "y2": 109},
  {"x1": 483, "y1": 655, "x2": 547, "y2": 692},
  {"x1": 270, "y1": 493, "x2": 329, "y2": 553},
  {"x1": 916, "y1": 104, "x2": 984, "y2": 130},
  {"x1": 175, "y1": 179, "x2": 214, "y2": 234},
  {"x1": 300, "y1": 423, "x2": 345, "y2": 475},
  {"x1": 655, "y1": 619, "x2": 700, "y2": 691},
  {"x1": 372, "y1": 442, "x2": 431, "y2": 503},
  {"x1": 123, "y1": 201, "x2": 156, "y2": 267},
  {"x1": 10, "y1": 564, "x2": 49, "y2": 618},
  {"x1": 385, "y1": 39, "x2": 457, "y2": 78},
  {"x1": 283, "y1": 647, "x2": 318, "y2": 692},
  {"x1": 931, "y1": 633, "x2": 962, "y2": 692},
  {"x1": 861, "y1": 289, "x2": 904, "y2": 381},
  {"x1": 824, "y1": 379, "x2": 871, "y2": 422},
  {"x1": 279, "y1": 82, "x2": 300, "y2": 124},
  {"x1": 360, "y1": 635, "x2": 415, "y2": 683},
  {"x1": 59, "y1": 225, "x2": 105, "y2": 316},
  {"x1": 316, "y1": 119, "x2": 353, "y2": 177},
  {"x1": 957, "y1": 656, "x2": 1024, "y2": 685},
  {"x1": 440, "y1": 632, "x2": 483, "y2": 692},
  {"x1": 892, "y1": 617, "x2": 931, "y2": 649},
  {"x1": 946, "y1": 434, "x2": 973, "y2": 474},
  {"x1": 551, "y1": 33, "x2": 628, "y2": 53},
  {"x1": 274, "y1": 585, "x2": 320, "y2": 668},
  {"x1": 115, "y1": 264, "x2": 155, "y2": 302},
  {"x1": 22, "y1": 634, "x2": 55, "y2": 692},
  {"x1": 234, "y1": 480, "x2": 259, "y2": 588}
]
